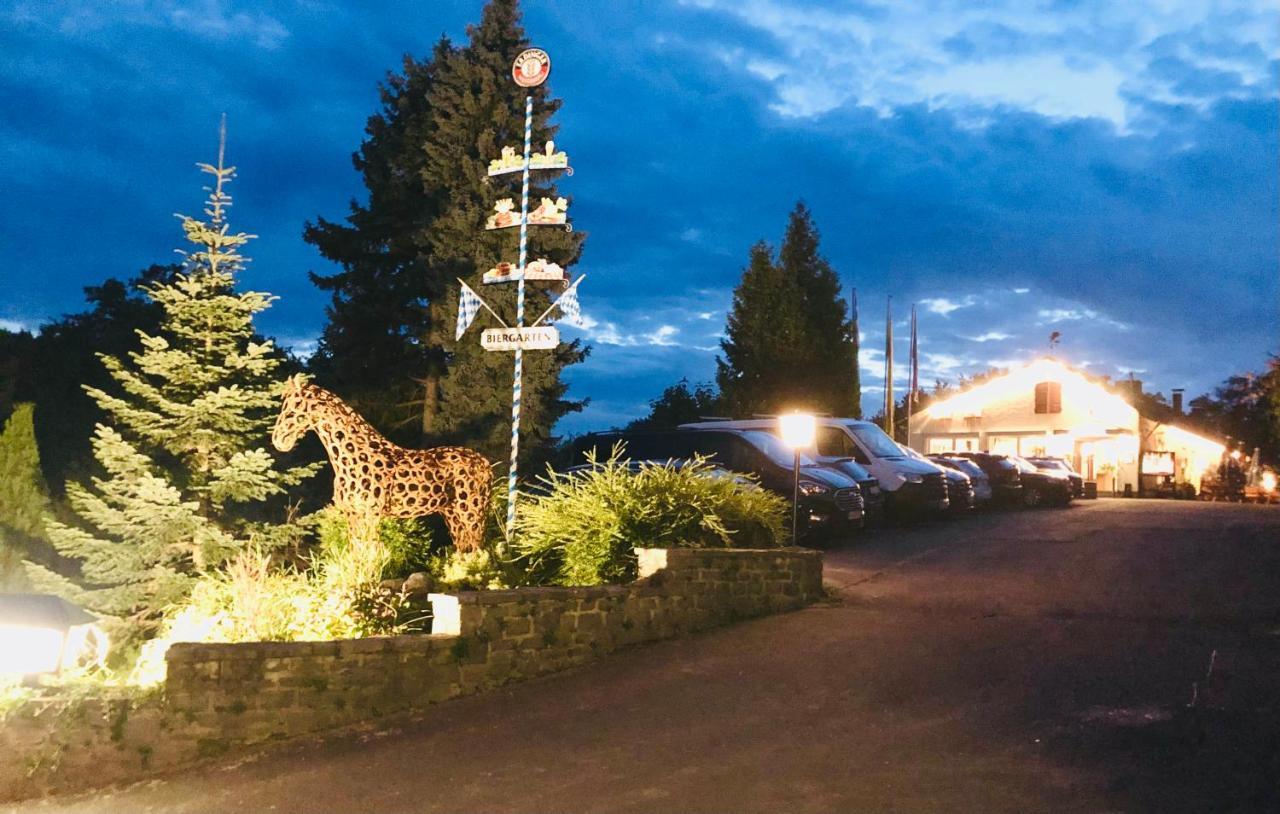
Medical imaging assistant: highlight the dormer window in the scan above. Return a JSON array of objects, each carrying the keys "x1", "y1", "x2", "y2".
[{"x1": 1034, "y1": 381, "x2": 1062, "y2": 414}]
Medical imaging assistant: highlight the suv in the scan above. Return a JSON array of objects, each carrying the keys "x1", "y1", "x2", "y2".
[
  {"x1": 568, "y1": 429, "x2": 865, "y2": 541},
  {"x1": 681, "y1": 418, "x2": 948, "y2": 517},
  {"x1": 1025, "y1": 456, "x2": 1084, "y2": 498},
  {"x1": 930, "y1": 455, "x2": 993, "y2": 506},
  {"x1": 952, "y1": 452, "x2": 1023, "y2": 506}
]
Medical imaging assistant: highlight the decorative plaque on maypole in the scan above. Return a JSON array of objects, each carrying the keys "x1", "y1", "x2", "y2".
[{"x1": 454, "y1": 47, "x2": 587, "y2": 535}]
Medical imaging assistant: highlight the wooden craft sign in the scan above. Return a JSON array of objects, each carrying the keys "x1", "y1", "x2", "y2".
[{"x1": 481, "y1": 326, "x2": 560, "y2": 351}]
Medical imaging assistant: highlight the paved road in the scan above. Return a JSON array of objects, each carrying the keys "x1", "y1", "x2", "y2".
[{"x1": 13, "y1": 500, "x2": 1280, "y2": 813}]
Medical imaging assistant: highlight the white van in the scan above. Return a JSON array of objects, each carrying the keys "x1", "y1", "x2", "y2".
[{"x1": 680, "y1": 418, "x2": 949, "y2": 514}]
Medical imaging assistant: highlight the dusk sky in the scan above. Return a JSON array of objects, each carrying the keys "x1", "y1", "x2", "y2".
[{"x1": 2, "y1": 0, "x2": 1277, "y2": 433}]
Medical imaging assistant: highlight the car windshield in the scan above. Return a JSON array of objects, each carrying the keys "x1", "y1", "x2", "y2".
[
  {"x1": 1031, "y1": 458, "x2": 1069, "y2": 472},
  {"x1": 1010, "y1": 456, "x2": 1041, "y2": 474},
  {"x1": 845, "y1": 423, "x2": 905, "y2": 458},
  {"x1": 739, "y1": 431, "x2": 817, "y2": 467}
]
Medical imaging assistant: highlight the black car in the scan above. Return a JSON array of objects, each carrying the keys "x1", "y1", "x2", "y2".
[
  {"x1": 1008, "y1": 455, "x2": 1074, "y2": 506},
  {"x1": 953, "y1": 452, "x2": 1023, "y2": 506},
  {"x1": 796, "y1": 455, "x2": 885, "y2": 525},
  {"x1": 940, "y1": 467, "x2": 975, "y2": 512},
  {"x1": 569, "y1": 429, "x2": 865, "y2": 541},
  {"x1": 1026, "y1": 456, "x2": 1084, "y2": 498}
]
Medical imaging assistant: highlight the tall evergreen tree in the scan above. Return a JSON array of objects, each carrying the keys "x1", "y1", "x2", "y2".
[
  {"x1": 305, "y1": 0, "x2": 585, "y2": 466},
  {"x1": 0, "y1": 404, "x2": 50, "y2": 590},
  {"x1": 304, "y1": 43, "x2": 451, "y2": 441},
  {"x1": 717, "y1": 203, "x2": 857, "y2": 416},
  {"x1": 424, "y1": 0, "x2": 586, "y2": 464},
  {"x1": 27, "y1": 131, "x2": 320, "y2": 635}
]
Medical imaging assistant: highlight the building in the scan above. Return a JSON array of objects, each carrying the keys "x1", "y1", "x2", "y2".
[{"x1": 908, "y1": 358, "x2": 1225, "y2": 494}]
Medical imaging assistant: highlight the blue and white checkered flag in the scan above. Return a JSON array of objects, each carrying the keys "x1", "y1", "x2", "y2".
[
  {"x1": 456, "y1": 282, "x2": 483, "y2": 339},
  {"x1": 553, "y1": 279, "x2": 587, "y2": 329}
]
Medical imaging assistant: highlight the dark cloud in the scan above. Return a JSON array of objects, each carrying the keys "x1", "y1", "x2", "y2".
[{"x1": 1, "y1": 0, "x2": 1275, "y2": 436}]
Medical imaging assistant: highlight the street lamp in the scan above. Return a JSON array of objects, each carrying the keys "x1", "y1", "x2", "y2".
[
  {"x1": 0, "y1": 594, "x2": 107, "y2": 679},
  {"x1": 778, "y1": 412, "x2": 816, "y2": 547}
]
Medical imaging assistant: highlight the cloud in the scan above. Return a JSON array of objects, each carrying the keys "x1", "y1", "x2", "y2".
[{"x1": 1, "y1": 0, "x2": 1275, "y2": 436}]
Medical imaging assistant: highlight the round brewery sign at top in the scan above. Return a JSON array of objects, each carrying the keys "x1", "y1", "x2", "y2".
[{"x1": 513, "y1": 48, "x2": 550, "y2": 87}]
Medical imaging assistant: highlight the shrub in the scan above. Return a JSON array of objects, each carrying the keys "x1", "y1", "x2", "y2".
[{"x1": 511, "y1": 447, "x2": 787, "y2": 586}]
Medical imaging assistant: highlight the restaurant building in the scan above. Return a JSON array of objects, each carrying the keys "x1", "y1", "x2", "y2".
[{"x1": 907, "y1": 358, "x2": 1225, "y2": 494}]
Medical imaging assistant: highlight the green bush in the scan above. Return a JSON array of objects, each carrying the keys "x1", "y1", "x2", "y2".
[{"x1": 511, "y1": 447, "x2": 787, "y2": 586}]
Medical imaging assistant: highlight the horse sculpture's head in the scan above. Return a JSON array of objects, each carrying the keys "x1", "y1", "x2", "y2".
[{"x1": 272, "y1": 375, "x2": 313, "y2": 452}]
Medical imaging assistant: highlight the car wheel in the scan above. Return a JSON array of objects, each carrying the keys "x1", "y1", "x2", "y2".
[{"x1": 1024, "y1": 487, "x2": 1043, "y2": 507}]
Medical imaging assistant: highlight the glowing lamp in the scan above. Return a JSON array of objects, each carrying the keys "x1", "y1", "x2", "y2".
[
  {"x1": 778, "y1": 412, "x2": 816, "y2": 451},
  {"x1": 1263, "y1": 471, "x2": 1277, "y2": 493},
  {"x1": 777, "y1": 412, "x2": 816, "y2": 547},
  {"x1": 0, "y1": 594, "x2": 106, "y2": 678},
  {"x1": 1230, "y1": 449, "x2": 1242, "y2": 460}
]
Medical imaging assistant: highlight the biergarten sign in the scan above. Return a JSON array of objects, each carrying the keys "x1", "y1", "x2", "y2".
[{"x1": 481, "y1": 326, "x2": 560, "y2": 352}]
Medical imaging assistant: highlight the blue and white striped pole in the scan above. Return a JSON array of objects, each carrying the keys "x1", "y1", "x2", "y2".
[{"x1": 507, "y1": 94, "x2": 533, "y2": 534}]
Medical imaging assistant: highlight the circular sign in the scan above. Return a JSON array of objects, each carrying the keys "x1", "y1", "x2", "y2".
[{"x1": 512, "y1": 48, "x2": 550, "y2": 87}]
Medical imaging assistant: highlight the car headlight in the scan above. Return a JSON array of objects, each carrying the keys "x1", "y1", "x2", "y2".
[
  {"x1": 797, "y1": 479, "x2": 831, "y2": 496},
  {"x1": 903, "y1": 473, "x2": 924, "y2": 484}
]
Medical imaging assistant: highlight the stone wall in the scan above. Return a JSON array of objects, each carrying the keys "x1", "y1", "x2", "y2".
[{"x1": 1, "y1": 547, "x2": 822, "y2": 800}]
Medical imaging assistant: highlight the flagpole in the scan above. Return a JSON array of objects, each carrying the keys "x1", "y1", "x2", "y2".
[
  {"x1": 884, "y1": 296, "x2": 894, "y2": 437},
  {"x1": 507, "y1": 93, "x2": 534, "y2": 534},
  {"x1": 907, "y1": 303, "x2": 917, "y2": 447}
]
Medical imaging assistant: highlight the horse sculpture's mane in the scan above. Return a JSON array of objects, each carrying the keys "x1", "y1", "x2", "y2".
[{"x1": 301, "y1": 382, "x2": 388, "y2": 444}]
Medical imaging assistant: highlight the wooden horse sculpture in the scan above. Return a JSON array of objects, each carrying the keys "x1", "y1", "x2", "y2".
[{"x1": 272, "y1": 376, "x2": 492, "y2": 551}]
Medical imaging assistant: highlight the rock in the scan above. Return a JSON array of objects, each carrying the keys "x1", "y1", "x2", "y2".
[
  {"x1": 403, "y1": 572, "x2": 435, "y2": 594},
  {"x1": 379, "y1": 578, "x2": 406, "y2": 592}
]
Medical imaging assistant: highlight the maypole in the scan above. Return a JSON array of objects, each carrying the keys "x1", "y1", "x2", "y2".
[{"x1": 454, "y1": 47, "x2": 587, "y2": 537}]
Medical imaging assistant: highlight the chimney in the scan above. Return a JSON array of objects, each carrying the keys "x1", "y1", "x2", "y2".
[{"x1": 1172, "y1": 389, "x2": 1184, "y2": 415}]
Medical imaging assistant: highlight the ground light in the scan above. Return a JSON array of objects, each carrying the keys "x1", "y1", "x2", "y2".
[
  {"x1": 0, "y1": 593, "x2": 107, "y2": 679},
  {"x1": 778, "y1": 412, "x2": 817, "y2": 546}
]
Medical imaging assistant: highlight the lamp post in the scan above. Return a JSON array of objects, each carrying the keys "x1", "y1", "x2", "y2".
[
  {"x1": 778, "y1": 412, "x2": 816, "y2": 547},
  {"x1": 0, "y1": 594, "x2": 107, "y2": 680}
]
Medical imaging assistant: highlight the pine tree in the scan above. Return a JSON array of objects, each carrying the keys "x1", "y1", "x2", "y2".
[
  {"x1": 305, "y1": 0, "x2": 585, "y2": 465},
  {"x1": 27, "y1": 128, "x2": 320, "y2": 633},
  {"x1": 717, "y1": 203, "x2": 857, "y2": 417},
  {"x1": 304, "y1": 43, "x2": 451, "y2": 441},
  {"x1": 627, "y1": 380, "x2": 722, "y2": 430},
  {"x1": 0, "y1": 404, "x2": 50, "y2": 589},
  {"x1": 423, "y1": 0, "x2": 586, "y2": 465}
]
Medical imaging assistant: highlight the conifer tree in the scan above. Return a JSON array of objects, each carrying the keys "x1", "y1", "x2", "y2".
[
  {"x1": 717, "y1": 203, "x2": 858, "y2": 416},
  {"x1": 27, "y1": 128, "x2": 319, "y2": 633},
  {"x1": 0, "y1": 404, "x2": 50, "y2": 589},
  {"x1": 423, "y1": 0, "x2": 585, "y2": 464},
  {"x1": 304, "y1": 44, "x2": 451, "y2": 441},
  {"x1": 305, "y1": 0, "x2": 585, "y2": 464}
]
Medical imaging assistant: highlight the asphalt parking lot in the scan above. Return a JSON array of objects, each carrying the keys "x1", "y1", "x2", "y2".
[{"x1": 12, "y1": 499, "x2": 1280, "y2": 814}]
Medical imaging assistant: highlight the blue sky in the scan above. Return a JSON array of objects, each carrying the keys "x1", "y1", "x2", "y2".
[{"x1": 2, "y1": 0, "x2": 1277, "y2": 433}]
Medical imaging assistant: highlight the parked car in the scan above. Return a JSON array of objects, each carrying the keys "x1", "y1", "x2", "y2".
[
  {"x1": 811, "y1": 456, "x2": 886, "y2": 525},
  {"x1": 929, "y1": 455, "x2": 993, "y2": 506},
  {"x1": 1008, "y1": 455, "x2": 1074, "y2": 506},
  {"x1": 681, "y1": 418, "x2": 948, "y2": 516},
  {"x1": 1025, "y1": 456, "x2": 1084, "y2": 498},
  {"x1": 952, "y1": 452, "x2": 1023, "y2": 506},
  {"x1": 899, "y1": 444, "x2": 972, "y2": 513},
  {"x1": 568, "y1": 429, "x2": 866, "y2": 541}
]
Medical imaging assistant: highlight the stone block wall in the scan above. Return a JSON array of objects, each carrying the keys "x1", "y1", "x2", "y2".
[{"x1": 1, "y1": 547, "x2": 821, "y2": 800}]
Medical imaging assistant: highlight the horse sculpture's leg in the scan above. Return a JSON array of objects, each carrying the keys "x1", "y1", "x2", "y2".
[{"x1": 442, "y1": 504, "x2": 483, "y2": 553}]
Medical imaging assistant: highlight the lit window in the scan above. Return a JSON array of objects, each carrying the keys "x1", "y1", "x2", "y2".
[{"x1": 1034, "y1": 382, "x2": 1062, "y2": 414}]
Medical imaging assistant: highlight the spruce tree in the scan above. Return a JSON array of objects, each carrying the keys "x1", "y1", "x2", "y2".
[
  {"x1": 0, "y1": 404, "x2": 50, "y2": 589},
  {"x1": 27, "y1": 130, "x2": 319, "y2": 633},
  {"x1": 304, "y1": 43, "x2": 451, "y2": 441},
  {"x1": 717, "y1": 203, "x2": 857, "y2": 416},
  {"x1": 423, "y1": 0, "x2": 586, "y2": 464},
  {"x1": 305, "y1": 0, "x2": 585, "y2": 464}
]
